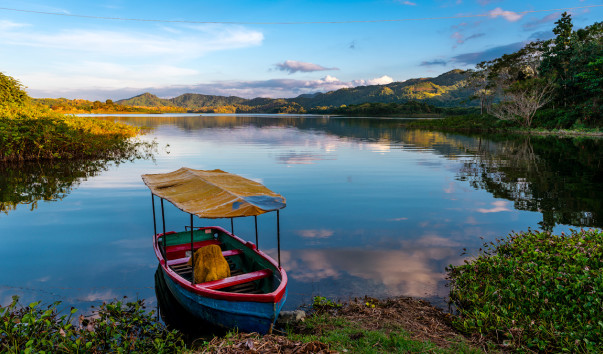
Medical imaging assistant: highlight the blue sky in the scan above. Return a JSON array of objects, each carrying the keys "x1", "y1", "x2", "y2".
[{"x1": 0, "y1": 0, "x2": 601, "y2": 100}]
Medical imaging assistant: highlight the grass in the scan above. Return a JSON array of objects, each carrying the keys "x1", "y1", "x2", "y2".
[
  {"x1": 0, "y1": 103, "x2": 144, "y2": 161},
  {"x1": 447, "y1": 228, "x2": 603, "y2": 352},
  {"x1": 287, "y1": 313, "x2": 478, "y2": 353}
]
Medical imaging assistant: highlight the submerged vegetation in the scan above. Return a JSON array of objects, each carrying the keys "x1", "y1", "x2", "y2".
[
  {"x1": 0, "y1": 73, "x2": 147, "y2": 162},
  {"x1": 448, "y1": 229, "x2": 603, "y2": 352}
]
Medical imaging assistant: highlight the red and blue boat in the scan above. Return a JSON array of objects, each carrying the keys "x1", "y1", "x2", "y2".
[{"x1": 142, "y1": 168, "x2": 287, "y2": 334}]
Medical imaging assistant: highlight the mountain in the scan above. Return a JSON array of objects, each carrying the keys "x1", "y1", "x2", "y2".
[{"x1": 116, "y1": 70, "x2": 475, "y2": 112}]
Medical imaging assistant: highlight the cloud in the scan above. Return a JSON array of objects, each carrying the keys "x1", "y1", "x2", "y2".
[
  {"x1": 0, "y1": 23, "x2": 263, "y2": 58},
  {"x1": 0, "y1": 20, "x2": 29, "y2": 30},
  {"x1": 399, "y1": 1, "x2": 417, "y2": 5},
  {"x1": 420, "y1": 59, "x2": 448, "y2": 66},
  {"x1": 476, "y1": 200, "x2": 511, "y2": 213},
  {"x1": 358, "y1": 75, "x2": 394, "y2": 86},
  {"x1": 27, "y1": 74, "x2": 396, "y2": 100},
  {"x1": 275, "y1": 60, "x2": 338, "y2": 74},
  {"x1": 522, "y1": 13, "x2": 560, "y2": 30},
  {"x1": 477, "y1": 0, "x2": 499, "y2": 5},
  {"x1": 488, "y1": 7, "x2": 524, "y2": 22},
  {"x1": 451, "y1": 41, "x2": 524, "y2": 65}
]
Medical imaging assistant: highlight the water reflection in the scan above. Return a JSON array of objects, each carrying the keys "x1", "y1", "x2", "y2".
[
  {"x1": 0, "y1": 142, "x2": 156, "y2": 215},
  {"x1": 457, "y1": 136, "x2": 603, "y2": 229},
  {"x1": 1, "y1": 114, "x2": 602, "y2": 313},
  {"x1": 113, "y1": 115, "x2": 603, "y2": 229}
]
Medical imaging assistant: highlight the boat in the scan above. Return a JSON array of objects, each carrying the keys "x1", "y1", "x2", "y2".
[{"x1": 142, "y1": 167, "x2": 287, "y2": 334}]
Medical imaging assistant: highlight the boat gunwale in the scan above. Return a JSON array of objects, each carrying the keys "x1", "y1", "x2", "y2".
[{"x1": 154, "y1": 225, "x2": 287, "y2": 303}]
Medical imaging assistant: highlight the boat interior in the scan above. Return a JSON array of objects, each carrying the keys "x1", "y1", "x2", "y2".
[{"x1": 158, "y1": 227, "x2": 280, "y2": 295}]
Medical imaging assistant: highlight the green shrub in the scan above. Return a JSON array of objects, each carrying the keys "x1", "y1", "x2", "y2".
[
  {"x1": 0, "y1": 72, "x2": 29, "y2": 107},
  {"x1": 0, "y1": 297, "x2": 185, "y2": 353},
  {"x1": 0, "y1": 104, "x2": 142, "y2": 161},
  {"x1": 447, "y1": 229, "x2": 603, "y2": 352}
]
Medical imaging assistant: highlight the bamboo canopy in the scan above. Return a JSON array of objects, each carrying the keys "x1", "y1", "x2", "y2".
[{"x1": 142, "y1": 168, "x2": 286, "y2": 218}]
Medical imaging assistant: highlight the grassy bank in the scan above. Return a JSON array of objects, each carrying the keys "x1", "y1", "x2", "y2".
[
  {"x1": 402, "y1": 114, "x2": 603, "y2": 137},
  {"x1": 0, "y1": 104, "x2": 143, "y2": 161},
  {"x1": 3, "y1": 229, "x2": 601, "y2": 352}
]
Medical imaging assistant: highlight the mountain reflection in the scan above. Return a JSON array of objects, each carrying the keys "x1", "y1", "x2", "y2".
[{"x1": 114, "y1": 115, "x2": 603, "y2": 229}]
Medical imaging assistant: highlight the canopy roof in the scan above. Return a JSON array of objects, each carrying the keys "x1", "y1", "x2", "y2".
[{"x1": 142, "y1": 168, "x2": 286, "y2": 218}]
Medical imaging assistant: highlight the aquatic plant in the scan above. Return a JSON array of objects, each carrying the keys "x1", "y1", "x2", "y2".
[
  {"x1": 0, "y1": 296, "x2": 184, "y2": 353},
  {"x1": 447, "y1": 228, "x2": 603, "y2": 352}
]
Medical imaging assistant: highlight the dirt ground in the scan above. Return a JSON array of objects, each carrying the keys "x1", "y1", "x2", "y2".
[{"x1": 195, "y1": 296, "x2": 493, "y2": 353}]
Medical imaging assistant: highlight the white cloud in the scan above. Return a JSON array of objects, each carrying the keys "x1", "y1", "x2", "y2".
[
  {"x1": 488, "y1": 7, "x2": 524, "y2": 22},
  {"x1": 400, "y1": 1, "x2": 417, "y2": 5},
  {"x1": 27, "y1": 74, "x2": 397, "y2": 100},
  {"x1": 275, "y1": 60, "x2": 338, "y2": 74},
  {"x1": 0, "y1": 23, "x2": 263, "y2": 58},
  {"x1": 0, "y1": 20, "x2": 29, "y2": 30}
]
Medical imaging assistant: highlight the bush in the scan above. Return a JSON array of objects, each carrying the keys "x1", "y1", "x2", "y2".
[
  {"x1": 447, "y1": 229, "x2": 603, "y2": 352},
  {"x1": 0, "y1": 72, "x2": 29, "y2": 107},
  {"x1": 0, "y1": 297, "x2": 185, "y2": 352},
  {"x1": 0, "y1": 104, "x2": 142, "y2": 161}
]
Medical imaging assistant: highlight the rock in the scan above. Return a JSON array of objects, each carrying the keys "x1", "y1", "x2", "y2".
[{"x1": 276, "y1": 310, "x2": 306, "y2": 326}]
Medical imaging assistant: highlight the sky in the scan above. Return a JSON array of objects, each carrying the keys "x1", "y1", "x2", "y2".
[{"x1": 0, "y1": 0, "x2": 602, "y2": 101}]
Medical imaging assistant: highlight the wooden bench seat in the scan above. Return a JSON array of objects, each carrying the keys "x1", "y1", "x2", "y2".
[{"x1": 197, "y1": 269, "x2": 273, "y2": 290}]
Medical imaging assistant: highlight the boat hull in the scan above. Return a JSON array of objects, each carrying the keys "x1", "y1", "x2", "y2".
[{"x1": 161, "y1": 266, "x2": 287, "y2": 334}]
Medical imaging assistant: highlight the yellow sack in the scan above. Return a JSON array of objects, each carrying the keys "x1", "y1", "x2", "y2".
[{"x1": 187, "y1": 244, "x2": 231, "y2": 284}]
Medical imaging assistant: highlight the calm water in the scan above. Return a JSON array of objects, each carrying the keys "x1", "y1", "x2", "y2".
[{"x1": 1, "y1": 114, "x2": 601, "y2": 313}]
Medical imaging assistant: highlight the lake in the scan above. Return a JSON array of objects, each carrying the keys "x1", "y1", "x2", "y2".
[{"x1": 1, "y1": 114, "x2": 601, "y2": 313}]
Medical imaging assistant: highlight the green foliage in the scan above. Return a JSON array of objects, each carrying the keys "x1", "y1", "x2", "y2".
[
  {"x1": 0, "y1": 103, "x2": 143, "y2": 161},
  {"x1": 0, "y1": 297, "x2": 185, "y2": 353},
  {"x1": 0, "y1": 72, "x2": 29, "y2": 107},
  {"x1": 331, "y1": 101, "x2": 443, "y2": 116},
  {"x1": 312, "y1": 296, "x2": 342, "y2": 310},
  {"x1": 468, "y1": 13, "x2": 602, "y2": 129},
  {"x1": 447, "y1": 229, "x2": 603, "y2": 352}
]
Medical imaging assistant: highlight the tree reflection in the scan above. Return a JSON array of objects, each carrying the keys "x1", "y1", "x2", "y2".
[
  {"x1": 0, "y1": 141, "x2": 156, "y2": 214},
  {"x1": 457, "y1": 135, "x2": 603, "y2": 229},
  {"x1": 104, "y1": 115, "x2": 603, "y2": 229}
]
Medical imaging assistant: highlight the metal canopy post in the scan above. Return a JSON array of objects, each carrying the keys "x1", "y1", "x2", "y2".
[
  {"x1": 151, "y1": 193, "x2": 157, "y2": 237},
  {"x1": 161, "y1": 198, "x2": 167, "y2": 261},
  {"x1": 230, "y1": 218, "x2": 234, "y2": 235},
  {"x1": 254, "y1": 215, "x2": 259, "y2": 249},
  {"x1": 277, "y1": 210, "x2": 281, "y2": 267},
  {"x1": 190, "y1": 213, "x2": 195, "y2": 285}
]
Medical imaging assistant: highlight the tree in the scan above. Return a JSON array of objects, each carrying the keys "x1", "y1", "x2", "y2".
[
  {"x1": 0, "y1": 72, "x2": 29, "y2": 106},
  {"x1": 489, "y1": 79, "x2": 555, "y2": 127}
]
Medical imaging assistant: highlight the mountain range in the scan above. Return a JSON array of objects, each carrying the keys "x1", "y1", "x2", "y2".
[{"x1": 116, "y1": 69, "x2": 475, "y2": 112}]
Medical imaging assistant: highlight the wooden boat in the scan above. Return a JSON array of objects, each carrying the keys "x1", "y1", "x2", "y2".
[{"x1": 142, "y1": 168, "x2": 287, "y2": 334}]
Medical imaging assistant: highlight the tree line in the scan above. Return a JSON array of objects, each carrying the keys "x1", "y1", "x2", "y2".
[{"x1": 467, "y1": 13, "x2": 602, "y2": 129}]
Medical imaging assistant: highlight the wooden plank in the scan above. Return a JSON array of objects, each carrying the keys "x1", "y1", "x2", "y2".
[
  {"x1": 222, "y1": 249, "x2": 243, "y2": 257},
  {"x1": 198, "y1": 269, "x2": 273, "y2": 290},
  {"x1": 165, "y1": 239, "x2": 221, "y2": 259}
]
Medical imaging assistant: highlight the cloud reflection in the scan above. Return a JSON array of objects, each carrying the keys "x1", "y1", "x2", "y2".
[
  {"x1": 278, "y1": 235, "x2": 464, "y2": 298},
  {"x1": 476, "y1": 200, "x2": 511, "y2": 213}
]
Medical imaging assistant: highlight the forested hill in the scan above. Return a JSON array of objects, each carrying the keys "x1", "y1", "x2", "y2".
[{"x1": 116, "y1": 69, "x2": 474, "y2": 111}]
